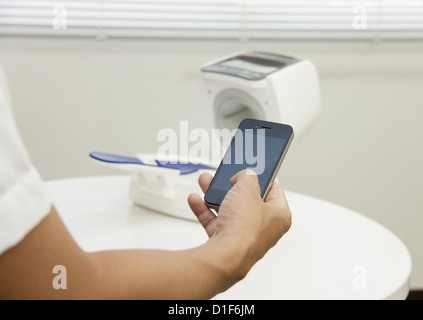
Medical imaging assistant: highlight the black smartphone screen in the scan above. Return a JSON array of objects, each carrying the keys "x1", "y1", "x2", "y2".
[{"x1": 204, "y1": 119, "x2": 293, "y2": 207}]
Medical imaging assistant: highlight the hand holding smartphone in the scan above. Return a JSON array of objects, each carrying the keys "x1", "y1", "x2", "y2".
[{"x1": 204, "y1": 118, "x2": 294, "y2": 210}]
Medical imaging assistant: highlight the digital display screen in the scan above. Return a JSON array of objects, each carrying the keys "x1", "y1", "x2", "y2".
[
  {"x1": 220, "y1": 59, "x2": 279, "y2": 75},
  {"x1": 202, "y1": 52, "x2": 299, "y2": 81},
  {"x1": 210, "y1": 130, "x2": 287, "y2": 197}
]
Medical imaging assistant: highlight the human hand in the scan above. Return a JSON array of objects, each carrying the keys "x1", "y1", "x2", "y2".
[{"x1": 188, "y1": 169, "x2": 292, "y2": 270}]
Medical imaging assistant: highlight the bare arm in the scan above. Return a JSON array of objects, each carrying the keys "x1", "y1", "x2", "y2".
[
  {"x1": 0, "y1": 207, "x2": 248, "y2": 299},
  {"x1": 0, "y1": 170, "x2": 291, "y2": 299}
]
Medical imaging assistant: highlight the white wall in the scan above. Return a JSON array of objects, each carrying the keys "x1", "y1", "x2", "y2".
[{"x1": 1, "y1": 38, "x2": 422, "y2": 289}]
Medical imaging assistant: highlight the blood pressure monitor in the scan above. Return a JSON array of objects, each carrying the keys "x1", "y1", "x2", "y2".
[{"x1": 200, "y1": 51, "x2": 320, "y2": 146}]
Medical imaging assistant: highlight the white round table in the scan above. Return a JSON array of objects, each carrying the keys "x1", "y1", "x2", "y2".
[{"x1": 46, "y1": 175, "x2": 411, "y2": 300}]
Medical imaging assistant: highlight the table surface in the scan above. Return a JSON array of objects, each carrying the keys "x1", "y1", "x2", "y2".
[{"x1": 46, "y1": 175, "x2": 412, "y2": 300}]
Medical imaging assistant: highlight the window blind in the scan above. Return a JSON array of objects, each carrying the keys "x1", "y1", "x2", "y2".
[{"x1": 0, "y1": 0, "x2": 422, "y2": 40}]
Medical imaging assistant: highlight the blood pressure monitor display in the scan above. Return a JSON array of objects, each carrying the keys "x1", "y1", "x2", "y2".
[
  {"x1": 220, "y1": 59, "x2": 279, "y2": 75},
  {"x1": 202, "y1": 51, "x2": 299, "y2": 80}
]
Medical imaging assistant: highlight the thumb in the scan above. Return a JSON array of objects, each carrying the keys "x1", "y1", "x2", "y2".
[{"x1": 229, "y1": 168, "x2": 259, "y2": 187}]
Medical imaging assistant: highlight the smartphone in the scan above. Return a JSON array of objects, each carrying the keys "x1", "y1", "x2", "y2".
[{"x1": 204, "y1": 118, "x2": 294, "y2": 210}]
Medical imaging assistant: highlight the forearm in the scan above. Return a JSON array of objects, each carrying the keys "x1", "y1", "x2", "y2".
[
  {"x1": 0, "y1": 208, "x2": 253, "y2": 299},
  {"x1": 89, "y1": 235, "x2": 251, "y2": 299}
]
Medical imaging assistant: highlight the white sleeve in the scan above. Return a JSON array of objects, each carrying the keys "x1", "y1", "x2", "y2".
[{"x1": 0, "y1": 65, "x2": 51, "y2": 255}]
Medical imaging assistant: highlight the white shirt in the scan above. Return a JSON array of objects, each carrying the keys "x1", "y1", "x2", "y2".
[{"x1": 0, "y1": 64, "x2": 51, "y2": 255}]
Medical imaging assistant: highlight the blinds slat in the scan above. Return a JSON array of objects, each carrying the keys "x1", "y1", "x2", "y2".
[{"x1": 0, "y1": 0, "x2": 422, "y2": 40}]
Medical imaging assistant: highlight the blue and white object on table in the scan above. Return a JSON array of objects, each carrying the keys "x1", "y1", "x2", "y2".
[{"x1": 90, "y1": 151, "x2": 216, "y2": 221}]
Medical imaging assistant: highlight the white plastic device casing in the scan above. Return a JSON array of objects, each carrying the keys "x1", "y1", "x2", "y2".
[{"x1": 200, "y1": 53, "x2": 321, "y2": 141}]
